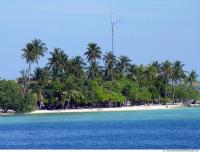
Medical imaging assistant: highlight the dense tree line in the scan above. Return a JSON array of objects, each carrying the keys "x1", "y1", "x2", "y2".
[
  {"x1": 0, "y1": 39, "x2": 200, "y2": 112},
  {"x1": 0, "y1": 80, "x2": 35, "y2": 113}
]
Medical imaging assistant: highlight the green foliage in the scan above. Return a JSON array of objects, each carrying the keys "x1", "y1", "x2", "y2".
[
  {"x1": 89, "y1": 80, "x2": 125, "y2": 103},
  {"x1": 8, "y1": 40, "x2": 199, "y2": 111},
  {"x1": 127, "y1": 84, "x2": 140, "y2": 101},
  {"x1": 160, "y1": 97, "x2": 171, "y2": 104},
  {"x1": 16, "y1": 93, "x2": 36, "y2": 113},
  {"x1": 0, "y1": 80, "x2": 23, "y2": 112},
  {"x1": 0, "y1": 80, "x2": 36, "y2": 113},
  {"x1": 175, "y1": 85, "x2": 199, "y2": 101},
  {"x1": 149, "y1": 86, "x2": 160, "y2": 99},
  {"x1": 138, "y1": 88, "x2": 152, "y2": 104},
  {"x1": 51, "y1": 80, "x2": 64, "y2": 92}
]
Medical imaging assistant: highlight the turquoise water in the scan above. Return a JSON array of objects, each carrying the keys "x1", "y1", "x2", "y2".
[{"x1": 0, "y1": 108, "x2": 200, "y2": 149}]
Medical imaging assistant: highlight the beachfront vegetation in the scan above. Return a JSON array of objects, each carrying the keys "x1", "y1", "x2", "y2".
[
  {"x1": 0, "y1": 80, "x2": 36, "y2": 113},
  {"x1": 0, "y1": 39, "x2": 200, "y2": 113}
]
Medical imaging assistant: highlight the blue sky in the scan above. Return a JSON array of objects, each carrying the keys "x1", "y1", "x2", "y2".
[{"x1": 0, "y1": 0, "x2": 200, "y2": 80}]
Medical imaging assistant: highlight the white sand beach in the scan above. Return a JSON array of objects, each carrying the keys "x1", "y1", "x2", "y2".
[{"x1": 29, "y1": 104, "x2": 184, "y2": 115}]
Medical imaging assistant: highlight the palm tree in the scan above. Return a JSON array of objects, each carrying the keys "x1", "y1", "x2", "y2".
[
  {"x1": 145, "y1": 64, "x2": 158, "y2": 89},
  {"x1": 31, "y1": 39, "x2": 47, "y2": 67},
  {"x1": 171, "y1": 61, "x2": 185, "y2": 102},
  {"x1": 172, "y1": 61, "x2": 185, "y2": 83},
  {"x1": 31, "y1": 68, "x2": 48, "y2": 109},
  {"x1": 116, "y1": 55, "x2": 131, "y2": 77},
  {"x1": 43, "y1": 66, "x2": 51, "y2": 82},
  {"x1": 103, "y1": 51, "x2": 117, "y2": 80},
  {"x1": 151, "y1": 61, "x2": 162, "y2": 102},
  {"x1": 127, "y1": 64, "x2": 138, "y2": 81},
  {"x1": 70, "y1": 56, "x2": 86, "y2": 78},
  {"x1": 84, "y1": 43, "x2": 102, "y2": 80},
  {"x1": 22, "y1": 39, "x2": 47, "y2": 80},
  {"x1": 86, "y1": 61, "x2": 102, "y2": 80},
  {"x1": 152, "y1": 60, "x2": 161, "y2": 75},
  {"x1": 31, "y1": 82, "x2": 45, "y2": 109},
  {"x1": 22, "y1": 43, "x2": 36, "y2": 81},
  {"x1": 187, "y1": 70, "x2": 198, "y2": 86},
  {"x1": 137, "y1": 64, "x2": 147, "y2": 87},
  {"x1": 31, "y1": 68, "x2": 46, "y2": 82},
  {"x1": 161, "y1": 60, "x2": 173, "y2": 98},
  {"x1": 61, "y1": 90, "x2": 84, "y2": 109},
  {"x1": 48, "y1": 48, "x2": 69, "y2": 79},
  {"x1": 84, "y1": 43, "x2": 101, "y2": 63}
]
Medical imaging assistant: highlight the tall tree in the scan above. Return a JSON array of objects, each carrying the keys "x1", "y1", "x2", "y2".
[
  {"x1": 137, "y1": 64, "x2": 147, "y2": 87},
  {"x1": 116, "y1": 55, "x2": 131, "y2": 77},
  {"x1": 31, "y1": 68, "x2": 46, "y2": 82},
  {"x1": 70, "y1": 56, "x2": 86, "y2": 78},
  {"x1": 31, "y1": 39, "x2": 47, "y2": 67},
  {"x1": 171, "y1": 61, "x2": 185, "y2": 102},
  {"x1": 48, "y1": 48, "x2": 69, "y2": 79},
  {"x1": 187, "y1": 70, "x2": 198, "y2": 86},
  {"x1": 22, "y1": 39, "x2": 47, "y2": 80},
  {"x1": 152, "y1": 60, "x2": 161, "y2": 75},
  {"x1": 86, "y1": 62, "x2": 102, "y2": 80},
  {"x1": 103, "y1": 51, "x2": 117, "y2": 80},
  {"x1": 127, "y1": 64, "x2": 138, "y2": 81},
  {"x1": 22, "y1": 43, "x2": 36, "y2": 80},
  {"x1": 145, "y1": 64, "x2": 158, "y2": 89},
  {"x1": 161, "y1": 60, "x2": 173, "y2": 98},
  {"x1": 84, "y1": 43, "x2": 102, "y2": 79},
  {"x1": 31, "y1": 68, "x2": 48, "y2": 109},
  {"x1": 84, "y1": 43, "x2": 101, "y2": 63}
]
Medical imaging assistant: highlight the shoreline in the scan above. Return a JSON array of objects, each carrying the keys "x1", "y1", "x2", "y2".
[
  {"x1": 28, "y1": 104, "x2": 185, "y2": 115},
  {"x1": 0, "y1": 104, "x2": 191, "y2": 116}
]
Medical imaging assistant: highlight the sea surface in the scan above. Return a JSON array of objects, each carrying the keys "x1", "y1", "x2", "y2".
[{"x1": 0, "y1": 108, "x2": 200, "y2": 149}]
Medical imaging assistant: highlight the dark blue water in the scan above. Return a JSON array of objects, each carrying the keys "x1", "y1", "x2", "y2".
[{"x1": 0, "y1": 108, "x2": 200, "y2": 149}]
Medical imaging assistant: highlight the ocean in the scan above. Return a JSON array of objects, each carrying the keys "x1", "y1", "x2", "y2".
[{"x1": 0, "y1": 108, "x2": 200, "y2": 149}]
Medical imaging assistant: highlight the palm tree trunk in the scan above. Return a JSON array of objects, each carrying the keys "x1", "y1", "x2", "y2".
[
  {"x1": 158, "y1": 78, "x2": 164, "y2": 104},
  {"x1": 66, "y1": 97, "x2": 71, "y2": 109},
  {"x1": 66, "y1": 101, "x2": 70, "y2": 109},
  {"x1": 3, "y1": 108, "x2": 8, "y2": 113},
  {"x1": 165, "y1": 84, "x2": 167, "y2": 98},
  {"x1": 53, "y1": 102, "x2": 60, "y2": 110},
  {"x1": 23, "y1": 79, "x2": 27, "y2": 96},
  {"x1": 158, "y1": 95, "x2": 161, "y2": 105},
  {"x1": 172, "y1": 82, "x2": 176, "y2": 104}
]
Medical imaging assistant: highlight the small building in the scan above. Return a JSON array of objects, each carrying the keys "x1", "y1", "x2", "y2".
[{"x1": 126, "y1": 100, "x2": 132, "y2": 106}]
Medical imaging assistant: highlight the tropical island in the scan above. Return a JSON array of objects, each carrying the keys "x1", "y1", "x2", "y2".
[{"x1": 0, "y1": 39, "x2": 200, "y2": 114}]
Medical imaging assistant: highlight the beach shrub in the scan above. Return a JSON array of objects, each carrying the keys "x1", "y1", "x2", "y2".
[
  {"x1": 149, "y1": 86, "x2": 160, "y2": 100},
  {"x1": 175, "y1": 85, "x2": 200, "y2": 102},
  {"x1": 126, "y1": 84, "x2": 140, "y2": 101},
  {"x1": 79, "y1": 80, "x2": 96, "y2": 104},
  {"x1": 90, "y1": 80, "x2": 126, "y2": 105},
  {"x1": 185, "y1": 87, "x2": 200, "y2": 101},
  {"x1": 160, "y1": 97, "x2": 171, "y2": 105},
  {"x1": 0, "y1": 80, "x2": 22, "y2": 112},
  {"x1": 0, "y1": 80, "x2": 37, "y2": 113},
  {"x1": 103, "y1": 80, "x2": 124, "y2": 94},
  {"x1": 138, "y1": 88, "x2": 152, "y2": 104},
  {"x1": 106, "y1": 90, "x2": 126, "y2": 104},
  {"x1": 18, "y1": 93, "x2": 36, "y2": 113}
]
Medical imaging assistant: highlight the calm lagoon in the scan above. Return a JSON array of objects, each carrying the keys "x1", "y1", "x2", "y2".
[{"x1": 0, "y1": 108, "x2": 200, "y2": 149}]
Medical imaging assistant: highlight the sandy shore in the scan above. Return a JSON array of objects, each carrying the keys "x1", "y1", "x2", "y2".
[
  {"x1": 0, "y1": 104, "x2": 185, "y2": 115},
  {"x1": 29, "y1": 104, "x2": 184, "y2": 115}
]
